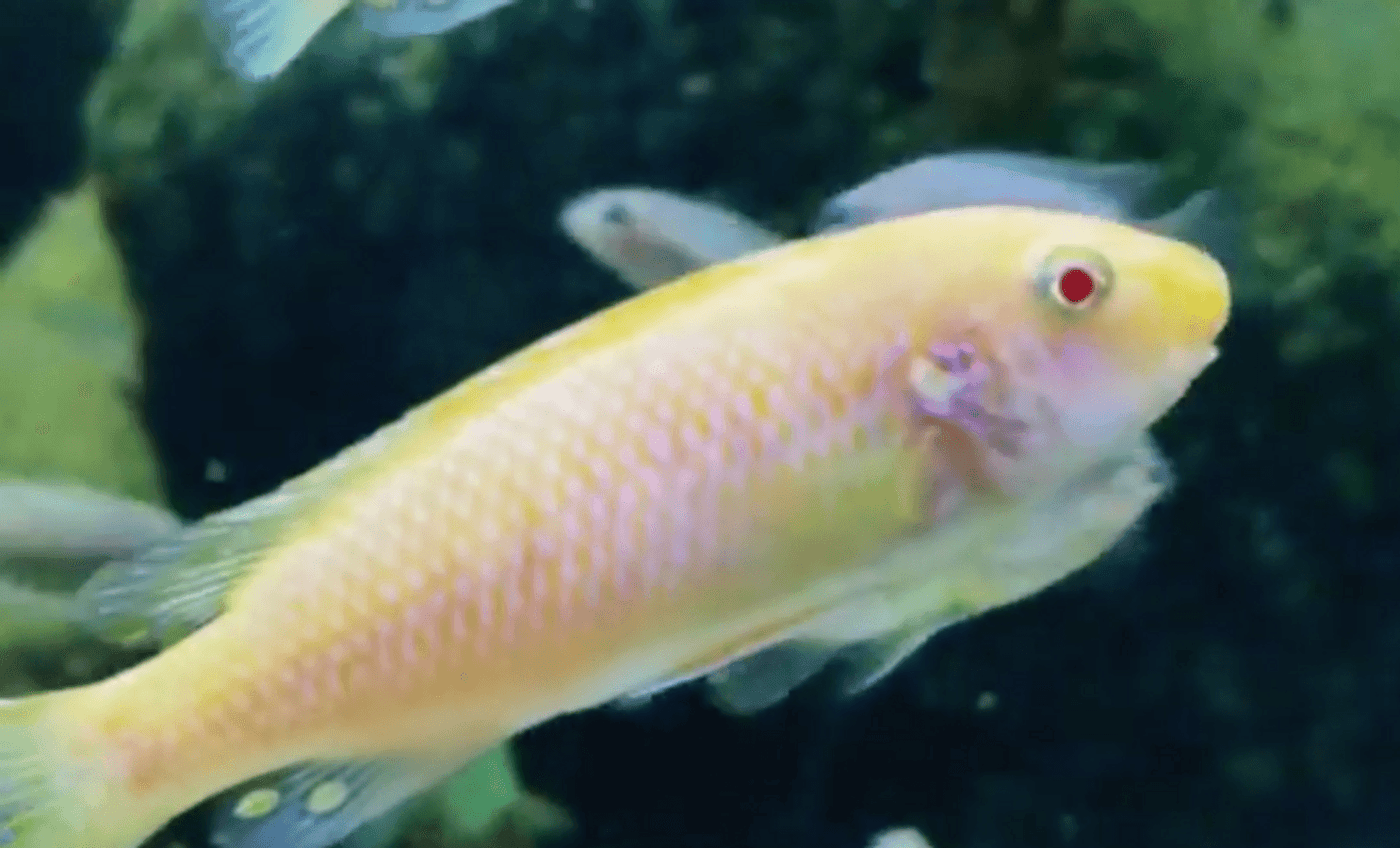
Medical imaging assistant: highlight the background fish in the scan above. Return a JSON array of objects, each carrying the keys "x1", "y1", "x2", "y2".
[
  {"x1": 0, "y1": 480, "x2": 181, "y2": 567},
  {"x1": 0, "y1": 207, "x2": 1226, "y2": 848},
  {"x1": 558, "y1": 187, "x2": 784, "y2": 291},
  {"x1": 0, "y1": 481, "x2": 181, "y2": 653},
  {"x1": 811, "y1": 150, "x2": 1241, "y2": 267},
  {"x1": 199, "y1": 0, "x2": 519, "y2": 81}
]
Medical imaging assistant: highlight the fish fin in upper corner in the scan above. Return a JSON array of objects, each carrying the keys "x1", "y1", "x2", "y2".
[
  {"x1": 209, "y1": 752, "x2": 472, "y2": 848},
  {"x1": 200, "y1": 0, "x2": 352, "y2": 81},
  {"x1": 357, "y1": 0, "x2": 518, "y2": 38},
  {"x1": 605, "y1": 641, "x2": 840, "y2": 716},
  {"x1": 1140, "y1": 188, "x2": 1248, "y2": 275},
  {"x1": 702, "y1": 613, "x2": 964, "y2": 715}
]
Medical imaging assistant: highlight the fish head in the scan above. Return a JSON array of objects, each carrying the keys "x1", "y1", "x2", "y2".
[
  {"x1": 558, "y1": 187, "x2": 646, "y2": 251},
  {"x1": 558, "y1": 188, "x2": 701, "y2": 290},
  {"x1": 902, "y1": 207, "x2": 1229, "y2": 499}
]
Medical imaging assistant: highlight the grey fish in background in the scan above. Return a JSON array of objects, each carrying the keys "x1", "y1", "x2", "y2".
[
  {"x1": 0, "y1": 482, "x2": 179, "y2": 650},
  {"x1": 558, "y1": 187, "x2": 784, "y2": 291},
  {"x1": 0, "y1": 576, "x2": 82, "y2": 649},
  {"x1": 0, "y1": 480, "x2": 182, "y2": 566},
  {"x1": 812, "y1": 150, "x2": 1242, "y2": 267},
  {"x1": 199, "y1": 0, "x2": 519, "y2": 81}
]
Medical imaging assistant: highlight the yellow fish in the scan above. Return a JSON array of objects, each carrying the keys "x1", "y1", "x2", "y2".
[{"x1": 0, "y1": 206, "x2": 1228, "y2": 848}]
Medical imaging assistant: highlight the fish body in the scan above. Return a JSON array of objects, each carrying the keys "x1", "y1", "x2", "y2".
[
  {"x1": 199, "y1": 0, "x2": 518, "y2": 81},
  {"x1": 559, "y1": 187, "x2": 784, "y2": 291},
  {"x1": 811, "y1": 150, "x2": 1239, "y2": 265},
  {"x1": 0, "y1": 207, "x2": 1228, "y2": 848}
]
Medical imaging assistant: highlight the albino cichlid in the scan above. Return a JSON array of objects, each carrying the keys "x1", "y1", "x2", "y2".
[
  {"x1": 559, "y1": 187, "x2": 784, "y2": 292},
  {"x1": 0, "y1": 206, "x2": 1228, "y2": 848},
  {"x1": 199, "y1": 0, "x2": 519, "y2": 81}
]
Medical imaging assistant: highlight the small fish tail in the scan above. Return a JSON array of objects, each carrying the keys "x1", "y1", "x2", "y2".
[{"x1": 0, "y1": 691, "x2": 134, "y2": 848}]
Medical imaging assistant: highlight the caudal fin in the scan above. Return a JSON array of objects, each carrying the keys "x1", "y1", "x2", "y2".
[
  {"x1": 0, "y1": 692, "x2": 159, "y2": 848},
  {"x1": 0, "y1": 693, "x2": 93, "y2": 846}
]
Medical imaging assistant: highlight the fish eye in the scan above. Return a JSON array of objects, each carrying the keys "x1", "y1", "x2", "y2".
[
  {"x1": 1035, "y1": 247, "x2": 1114, "y2": 313},
  {"x1": 602, "y1": 203, "x2": 633, "y2": 226}
]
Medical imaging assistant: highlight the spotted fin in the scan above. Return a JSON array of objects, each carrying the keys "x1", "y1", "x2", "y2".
[
  {"x1": 209, "y1": 754, "x2": 470, "y2": 848},
  {"x1": 357, "y1": 0, "x2": 517, "y2": 38},
  {"x1": 198, "y1": 0, "x2": 351, "y2": 81},
  {"x1": 703, "y1": 643, "x2": 842, "y2": 716}
]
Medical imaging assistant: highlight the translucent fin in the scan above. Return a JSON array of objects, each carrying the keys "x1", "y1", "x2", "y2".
[
  {"x1": 1140, "y1": 188, "x2": 1246, "y2": 273},
  {"x1": 209, "y1": 754, "x2": 469, "y2": 848},
  {"x1": 832, "y1": 613, "x2": 965, "y2": 696},
  {"x1": 703, "y1": 643, "x2": 841, "y2": 716},
  {"x1": 73, "y1": 484, "x2": 311, "y2": 648},
  {"x1": 199, "y1": 0, "x2": 351, "y2": 81},
  {"x1": 357, "y1": 0, "x2": 517, "y2": 38}
]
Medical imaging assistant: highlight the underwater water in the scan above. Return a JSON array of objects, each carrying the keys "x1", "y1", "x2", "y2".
[{"x1": 1, "y1": 0, "x2": 1398, "y2": 847}]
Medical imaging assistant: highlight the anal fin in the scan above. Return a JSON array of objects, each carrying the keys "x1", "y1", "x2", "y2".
[{"x1": 210, "y1": 747, "x2": 497, "y2": 848}]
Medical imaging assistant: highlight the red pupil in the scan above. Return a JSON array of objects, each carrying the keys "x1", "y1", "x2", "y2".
[{"x1": 1056, "y1": 267, "x2": 1096, "y2": 304}]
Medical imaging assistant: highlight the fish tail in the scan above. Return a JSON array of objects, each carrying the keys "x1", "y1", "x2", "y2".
[{"x1": 0, "y1": 690, "x2": 157, "y2": 848}]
